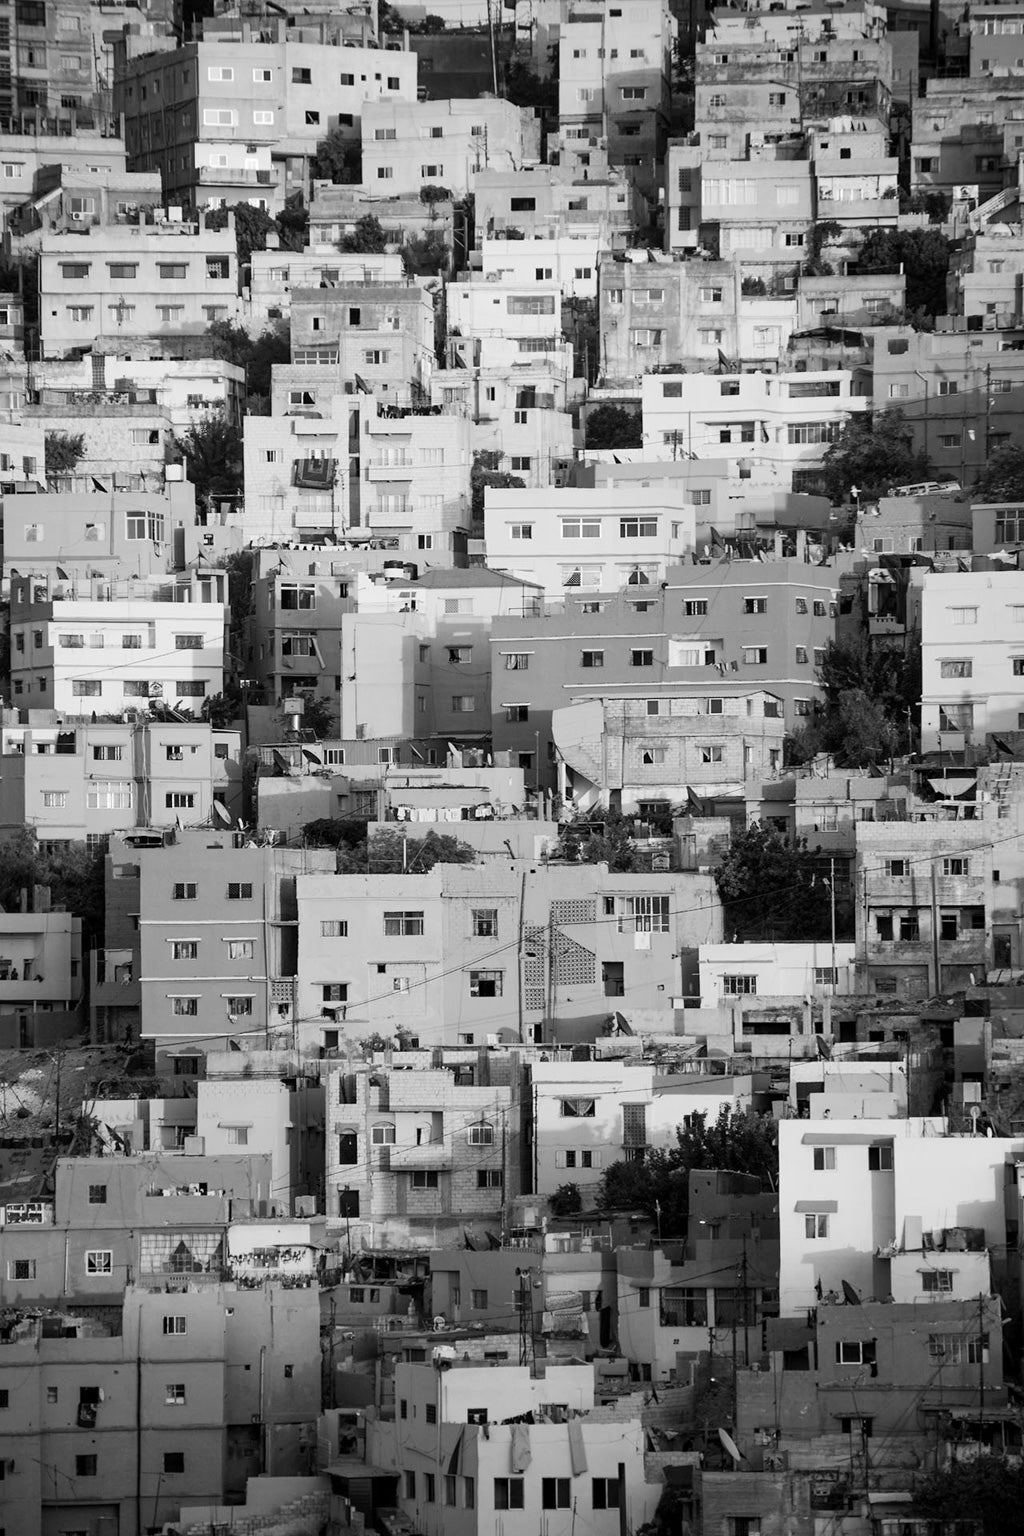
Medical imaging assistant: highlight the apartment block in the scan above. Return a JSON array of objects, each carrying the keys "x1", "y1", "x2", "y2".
[
  {"x1": 0, "y1": 126, "x2": 127, "y2": 216},
  {"x1": 947, "y1": 224, "x2": 1024, "y2": 325},
  {"x1": 115, "y1": 31, "x2": 419, "y2": 207},
  {"x1": 432, "y1": 362, "x2": 576, "y2": 491},
  {"x1": 0, "y1": 1282, "x2": 320, "y2": 1536},
  {"x1": 641, "y1": 368, "x2": 869, "y2": 491},
  {"x1": 136, "y1": 830, "x2": 336, "y2": 1047},
  {"x1": 553, "y1": 688, "x2": 787, "y2": 811},
  {"x1": 480, "y1": 234, "x2": 604, "y2": 302},
  {"x1": 487, "y1": 559, "x2": 840, "y2": 777},
  {"x1": 323, "y1": 1059, "x2": 515, "y2": 1244},
  {"x1": 474, "y1": 163, "x2": 643, "y2": 244},
  {"x1": 446, "y1": 275, "x2": 574, "y2": 379},
  {"x1": 1, "y1": 480, "x2": 199, "y2": 580},
  {"x1": 247, "y1": 246, "x2": 406, "y2": 329},
  {"x1": 0, "y1": 717, "x2": 241, "y2": 848},
  {"x1": 778, "y1": 1117, "x2": 1023, "y2": 1313},
  {"x1": 37, "y1": 213, "x2": 240, "y2": 358},
  {"x1": 30, "y1": 353, "x2": 246, "y2": 438},
  {"x1": 8, "y1": 569, "x2": 226, "y2": 717},
  {"x1": 484, "y1": 487, "x2": 696, "y2": 597},
  {"x1": 557, "y1": 0, "x2": 676, "y2": 197},
  {"x1": 920, "y1": 568, "x2": 1024, "y2": 749},
  {"x1": 288, "y1": 279, "x2": 436, "y2": 404},
  {"x1": 295, "y1": 862, "x2": 722, "y2": 1054},
  {"x1": 360, "y1": 97, "x2": 540, "y2": 198},
  {"x1": 6, "y1": 165, "x2": 162, "y2": 239},
  {"x1": 243, "y1": 396, "x2": 469, "y2": 546},
  {"x1": 308, "y1": 187, "x2": 456, "y2": 259},
  {"x1": 0, "y1": 906, "x2": 84, "y2": 1049},
  {"x1": 912, "y1": 80, "x2": 1020, "y2": 201}
]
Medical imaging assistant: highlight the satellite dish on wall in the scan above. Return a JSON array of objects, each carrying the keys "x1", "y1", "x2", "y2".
[
  {"x1": 841, "y1": 1279, "x2": 861, "y2": 1306},
  {"x1": 718, "y1": 1428, "x2": 744, "y2": 1463}
]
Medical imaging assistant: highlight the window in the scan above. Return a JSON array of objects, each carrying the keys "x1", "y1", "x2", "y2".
[
  {"x1": 620, "y1": 517, "x2": 658, "y2": 538},
  {"x1": 868, "y1": 1144, "x2": 893, "y2": 1171},
  {"x1": 384, "y1": 911, "x2": 423, "y2": 936},
  {"x1": 593, "y1": 1479, "x2": 620, "y2": 1510},
  {"x1": 8, "y1": 1257, "x2": 36, "y2": 1279},
  {"x1": 88, "y1": 1183, "x2": 107, "y2": 1205},
  {"x1": 163, "y1": 1315, "x2": 187, "y2": 1336},
  {"x1": 504, "y1": 653, "x2": 529, "y2": 671},
  {"x1": 173, "y1": 883, "x2": 197, "y2": 901},
  {"x1": 171, "y1": 998, "x2": 198, "y2": 1017},
  {"x1": 471, "y1": 1289, "x2": 488, "y2": 1310},
  {"x1": 166, "y1": 1383, "x2": 186, "y2": 1404},
  {"x1": 227, "y1": 883, "x2": 253, "y2": 900},
  {"x1": 412, "y1": 1170, "x2": 439, "y2": 1190},
  {"x1": 562, "y1": 517, "x2": 601, "y2": 539},
  {"x1": 470, "y1": 970, "x2": 503, "y2": 997},
  {"x1": 815, "y1": 966, "x2": 839, "y2": 986},
  {"x1": 560, "y1": 1097, "x2": 596, "y2": 1118},
  {"x1": 813, "y1": 1147, "x2": 836, "y2": 1171},
  {"x1": 495, "y1": 1480, "x2": 525, "y2": 1510},
  {"x1": 922, "y1": 1269, "x2": 954, "y2": 1293},
  {"x1": 631, "y1": 649, "x2": 654, "y2": 667},
  {"x1": 76, "y1": 1455, "x2": 98, "y2": 1476},
  {"x1": 164, "y1": 1452, "x2": 185, "y2": 1474},
  {"x1": 175, "y1": 634, "x2": 203, "y2": 651},
  {"x1": 172, "y1": 941, "x2": 198, "y2": 961},
  {"x1": 372, "y1": 1124, "x2": 397, "y2": 1146},
  {"x1": 543, "y1": 1479, "x2": 572, "y2": 1510},
  {"x1": 73, "y1": 680, "x2": 102, "y2": 697},
  {"x1": 42, "y1": 790, "x2": 67, "y2": 808},
  {"x1": 509, "y1": 523, "x2": 533, "y2": 540},
  {"x1": 472, "y1": 909, "x2": 498, "y2": 938},
  {"x1": 804, "y1": 1213, "x2": 830, "y2": 1238},
  {"x1": 166, "y1": 792, "x2": 196, "y2": 810},
  {"x1": 321, "y1": 920, "x2": 348, "y2": 938},
  {"x1": 478, "y1": 1170, "x2": 503, "y2": 1188},
  {"x1": 942, "y1": 858, "x2": 970, "y2": 876},
  {"x1": 86, "y1": 1251, "x2": 112, "y2": 1274},
  {"x1": 581, "y1": 650, "x2": 604, "y2": 668},
  {"x1": 452, "y1": 696, "x2": 475, "y2": 713}
]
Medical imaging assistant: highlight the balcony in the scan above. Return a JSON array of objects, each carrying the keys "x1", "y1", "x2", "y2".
[{"x1": 389, "y1": 1141, "x2": 453, "y2": 1172}]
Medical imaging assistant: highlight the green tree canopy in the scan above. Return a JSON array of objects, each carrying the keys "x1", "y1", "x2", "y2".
[
  {"x1": 915, "y1": 1454, "x2": 1024, "y2": 1536},
  {"x1": 0, "y1": 831, "x2": 106, "y2": 948},
  {"x1": 788, "y1": 634, "x2": 920, "y2": 766},
  {"x1": 471, "y1": 450, "x2": 525, "y2": 526},
  {"x1": 206, "y1": 319, "x2": 290, "y2": 409},
  {"x1": 301, "y1": 824, "x2": 476, "y2": 873},
  {"x1": 173, "y1": 410, "x2": 243, "y2": 508},
  {"x1": 585, "y1": 403, "x2": 643, "y2": 450},
  {"x1": 855, "y1": 225, "x2": 952, "y2": 317},
  {"x1": 714, "y1": 824, "x2": 852, "y2": 941},
  {"x1": 598, "y1": 1107, "x2": 779, "y2": 1235},
  {"x1": 340, "y1": 215, "x2": 388, "y2": 254},
  {"x1": 974, "y1": 441, "x2": 1024, "y2": 502},
  {"x1": 311, "y1": 126, "x2": 361, "y2": 184},
  {"x1": 821, "y1": 407, "x2": 930, "y2": 504},
  {"x1": 44, "y1": 430, "x2": 86, "y2": 477},
  {"x1": 402, "y1": 229, "x2": 450, "y2": 276}
]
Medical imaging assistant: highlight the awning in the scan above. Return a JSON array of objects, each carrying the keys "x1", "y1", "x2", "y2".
[{"x1": 794, "y1": 1199, "x2": 838, "y2": 1212}]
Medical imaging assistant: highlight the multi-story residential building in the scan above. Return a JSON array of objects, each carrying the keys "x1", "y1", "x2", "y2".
[
  {"x1": 287, "y1": 278, "x2": 436, "y2": 405},
  {"x1": 910, "y1": 79, "x2": 1020, "y2": 201},
  {"x1": 484, "y1": 486, "x2": 696, "y2": 597},
  {"x1": 0, "y1": 905, "x2": 84, "y2": 1049},
  {"x1": 135, "y1": 830, "x2": 336, "y2": 1047},
  {"x1": 0, "y1": 717, "x2": 242, "y2": 849},
  {"x1": 366, "y1": 1358, "x2": 660, "y2": 1536},
  {"x1": 308, "y1": 186, "x2": 457, "y2": 260},
  {"x1": 920, "y1": 569, "x2": 1024, "y2": 749},
  {"x1": 446, "y1": 275, "x2": 575, "y2": 380},
  {"x1": 777, "y1": 1116, "x2": 1023, "y2": 1313},
  {"x1": 488, "y1": 559, "x2": 841, "y2": 778},
  {"x1": 947, "y1": 222, "x2": 1024, "y2": 326},
  {"x1": 807, "y1": 120, "x2": 900, "y2": 229},
  {"x1": 30, "y1": 354, "x2": 246, "y2": 437},
  {"x1": 855, "y1": 819, "x2": 993, "y2": 998},
  {"x1": 0, "y1": 125, "x2": 128, "y2": 218},
  {"x1": 0, "y1": 1281, "x2": 320, "y2": 1536},
  {"x1": 37, "y1": 213, "x2": 241, "y2": 357},
  {"x1": 557, "y1": 0, "x2": 676, "y2": 198},
  {"x1": 552, "y1": 688, "x2": 787, "y2": 811},
  {"x1": 474, "y1": 163, "x2": 643, "y2": 244},
  {"x1": 6, "y1": 165, "x2": 163, "y2": 240},
  {"x1": 8, "y1": 569, "x2": 227, "y2": 718},
  {"x1": 243, "y1": 395, "x2": 469, "y2": 546},
  {"x1": 247, "y1": 246, "x2": 406, "y2": 328},
  {"x1": 25, "y1": 387, "x2": 173, "y2": 481},
  {"x1": 598, "y1": 253, "x2": 800, "y2": 379},
  {"x1": 115, "y1": 27, "x2": 419, "y2": 208},
  {"x1": 360, "y1": 97, "x2": 540, "y2": 198},
  {"x1": 295, "y1": 862, "x2": 722, "y2": 1054},
  {"x1": 641, "y1": 368, "x2": 869, "y2": 491},
  {"x1": 432, "y1": 360, "x2": 576, "y2": 490},
  {"x1": 1, "y1": 479, "x2": 200, "y2": 580},
  {"x1": 322, "y1": 1058, "x2": 515, "y2": 1245},
  {"x1": 795, "y1": 271, "x2": 905, "y2": 330},
  {"x1": 698, "y1": 942, "x2": 858, "y2": 1004},
  {"x1": 480, "y1": 234, "x2": 604, "y2": 302}
]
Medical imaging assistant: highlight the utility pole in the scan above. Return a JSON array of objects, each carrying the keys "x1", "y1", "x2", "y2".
[
  {"x1": 978, "y1": 1292, "x2": 986, "y2": 1442},
  {"x1": 739, "y1": 1233, "x2": 750, "y2": 1368}
]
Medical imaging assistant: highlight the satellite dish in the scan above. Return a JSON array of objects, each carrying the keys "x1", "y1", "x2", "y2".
[
  {"x1": 718, "y1": 1427, "x2": 744, "y2": 1463},
  {"x1": 841, "y1": 1280, "x2": 861, "y2": 1306}
]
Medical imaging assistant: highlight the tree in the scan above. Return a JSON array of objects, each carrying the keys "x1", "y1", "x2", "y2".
[
  {"x1": 821, "y1": 407, "x2": 930, "y2": 504},
  {"x1": 301, "y1": 818, "x2": 370, "y2": 851},
  {"x1": 789, "y1": 688, "x2": 898, "y2": 769},
  {"x1": 548, "y1": 1183, "x2": 583, "y2": 1216},
  {"x1": 302, "y1": 695, "x2": 336, "y2": 737},
  {"x1": 714, "y1": 824, "x2": 848, "y2": 941},
  {"x1": 173, "y1": 410, "x2": 244, "y2": 508},
  {"x1": 0, "y1": 831, "x2": 106, "y2": 948},
  {"x1": 206, "y1": 202, "x2": 275, "y2": 269},
  {"x1": 471, "y1": 450, "x2": 525, "y2": 527},
  {"x1": 585, "y1": 403, "x2": 642, "y2": 450},
  {"x1": 974, "y1": 441, "x2": 1024, "y2": 502},
  {"x1": 915, "y1": 1454, "x2": 1024, "y2": 1536},
  {"x1": 559, "y1": 812, "x2": 640, "y2": 872},
  {"x1": 855, "y1": 226, "x2": 952, "y2": 318},
  {"x1": 419, "y1": 184, "x2": 452, "y2": 205},
  {"x1": 311, "y1": 126, "x2": 361, "y2": 185},
  {"x1": 201, "y1": 689, "x2": 243, "y2": 730},
  {"x1": 334, "y1": 829, "x2": 477, "y2": 874},
  {"x1": 598, "y1": 1106, "x2": 779, "y2": 1235},
  {"x1": 402, "y1": 229, "x2": 450, "y2": 276},
  {"x1": 205, "y1": 319, "x2": 290, "y2": 411},
  {"x1": 503, "y1": 59, "x2": 557, "y2": 113},
  {"x1": 275, "y1": 199, "x2": 309, "y2": 253},
  {"x1": 791, "y1": 634, "x2": 921, "y2": 765},
  {"x1": 44, "y1": 430, "x2": 86, "y2": 477},
  {"x1": 339, "y1": 215, "x2": 388, "y2": 254}
]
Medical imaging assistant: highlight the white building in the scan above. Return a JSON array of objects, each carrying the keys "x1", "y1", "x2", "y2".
[
  {"x1": 247, "y1": 248, "x2": 405, "y2": 328},
  {"x1": 641, "y1": 369, "x2": 869, "y2": 491},
  {"x1": 777, "y1": 1117, "x2": 1023, "y2": 1314},
  {"x1": 699, "y1": 942, "x2": 858, "y2": 1005},
  {"x1": 9, "y1": 570, "x2": 226, "y2": 717},
  {"x1": 361, "y1": 97, "x2": 541, "y2": 198},
  {"x1": 484, "y1": 486, "x2": 696, "y2": 596},
  {"x1": 480, "y1": 235, "x2": 604, "y2": 301},
  {"x1": 920, "y1": 568, "x2": 1024, "y2": 750},
  {"x1": 446, "y1": 276, "x2": 574, "y2": 379},
  {"x1": 432, "y1": 361, "x2": 576, "y2": 491}
]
